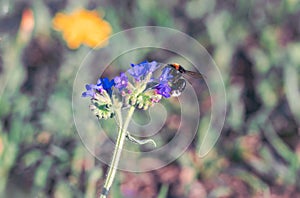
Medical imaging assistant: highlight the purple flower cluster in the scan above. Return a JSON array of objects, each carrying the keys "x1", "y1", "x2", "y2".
[
  {"x1": 82, "y1": 61, "x2": 177, "y2": 101},
  {"x1": 82, "y1": 73, "x2": 130, "y2": 99}
]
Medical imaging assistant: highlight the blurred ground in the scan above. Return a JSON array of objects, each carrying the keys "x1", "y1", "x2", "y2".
[{"x1": 0, "y1": 0, "x2": 300, "y2": 198}]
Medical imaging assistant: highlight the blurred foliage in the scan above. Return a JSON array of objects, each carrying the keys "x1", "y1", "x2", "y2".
[{"x1": 0, "y1": 0, "x2": 300, "y2": 197}]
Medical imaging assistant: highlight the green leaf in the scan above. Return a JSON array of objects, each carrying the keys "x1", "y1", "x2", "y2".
[
  {"x1": 158, "y1": 184, "x2": 169, "y2": 198},
  {"x1": 23, "y1": 150, "x2": 42, "y2": 167},
  {"x1": 54, "y1": 181, "x2": 73, "y2": 198},
  {"x1": 34, "y1": 157, "x2": 53, "y2": 188}
]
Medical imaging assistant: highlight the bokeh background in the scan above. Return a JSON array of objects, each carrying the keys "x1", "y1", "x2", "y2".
[{"x1": 1, "y1": 0, "x2": 300, "y2": 197}]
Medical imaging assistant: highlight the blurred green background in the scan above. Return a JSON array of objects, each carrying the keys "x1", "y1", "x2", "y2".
[{"x1": 0, "y1": 0, "x2": 300, "y2": 197}]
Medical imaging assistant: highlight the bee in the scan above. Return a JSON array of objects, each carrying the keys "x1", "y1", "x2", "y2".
[
  {"x1": 165, "y1": 63, "x2": 205, "y2": 96},
  {"x1": 167, "y1": 63, "x2": 205, "y2": 79},
  {"x1": 147, "y1": 62, "x2": 204, "y2": 97}
]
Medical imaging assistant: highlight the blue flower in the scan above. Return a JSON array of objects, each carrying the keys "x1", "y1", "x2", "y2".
[
  {"x1": 159, "y1": 66, "x2": 173, "y2": 83},
  {"x1": 82, "y1": 77, "x2": 114, "y2": 98},
  {"x1": 114, "y1": 72, "x2": 128, "y2": 90},
  {"x1": 155, "y1": 83, "x2": 172, "y2": 98},
  {"x1": 82, "y1": 84, "x2": 97, "y2": 97},
  {"x1": 128, "y1": 61, "x2": 160, "y2": 80},
  {"x1": 82, "y1": 82, "x2": 104, "y2": 98},
  {"x1": 141, "y1": 60, "x2": 160, "y2": 73},
  {"x1": 128, "y1": 63, "x2": 148, "y2": 80},
  {"x1": 99, "y1": 77, "x2": 115, "y2": 96}
]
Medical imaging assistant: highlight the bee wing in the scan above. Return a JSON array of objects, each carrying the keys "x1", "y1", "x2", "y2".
[{"x1": 183, "y1": 70, "x2": 206, "y2": 79}]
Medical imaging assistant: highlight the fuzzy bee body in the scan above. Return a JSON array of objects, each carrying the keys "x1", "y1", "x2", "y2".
[
  {"x1": 165, "y1": 63, "x2": 205, "y2": 96},
  {"x1": 167, "y1": 63, "x2": 204, "y2": 79}
]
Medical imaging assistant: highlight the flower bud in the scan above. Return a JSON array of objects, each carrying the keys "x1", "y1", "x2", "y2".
[
  {"x1": 143, "y1": 104, "x2": 149, "y2": 110},
  {"x1": 138, "y1": 102, "x2": 144, "y2": 109},
  {"x1": 130, "y1": 97, "x2": 137, "y2": 105}
]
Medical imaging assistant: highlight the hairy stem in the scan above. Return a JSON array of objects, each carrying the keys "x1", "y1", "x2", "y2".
[{"x1": 100, "y1": 106, "x2": 135, "y2": 198}]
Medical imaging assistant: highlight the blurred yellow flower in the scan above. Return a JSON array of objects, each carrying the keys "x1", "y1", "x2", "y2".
[{"x1": 52, "y1": 9, "x2": 112, "y2": 49}]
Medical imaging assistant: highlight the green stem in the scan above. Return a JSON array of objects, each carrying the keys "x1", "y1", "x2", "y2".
[{"x1": 100, "y1": 106, "x2": 135, "y2": 198}]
